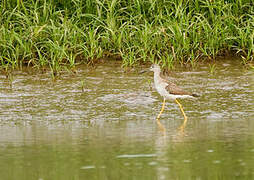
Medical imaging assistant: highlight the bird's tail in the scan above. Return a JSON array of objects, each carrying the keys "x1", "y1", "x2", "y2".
[{"x1": 191, "y1": 93, "x2": 200, "y2": 97}]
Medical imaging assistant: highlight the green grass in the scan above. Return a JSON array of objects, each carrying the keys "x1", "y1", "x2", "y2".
[{"x1": 0, "y1": 0, "x2": 253, "y2": 73}]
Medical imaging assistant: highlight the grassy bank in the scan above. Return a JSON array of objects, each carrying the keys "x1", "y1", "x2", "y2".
[{"x1": 0, "y1": 0, "x2": 253, "y2": 73}]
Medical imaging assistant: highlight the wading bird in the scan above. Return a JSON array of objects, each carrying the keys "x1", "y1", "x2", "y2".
[{"x1": 144, "y1": 64, "x2": 199, "y2": 131}]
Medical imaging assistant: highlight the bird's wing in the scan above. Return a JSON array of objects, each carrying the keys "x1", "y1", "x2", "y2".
[{"x1": 164, "y1": 80, "x2": 192, "y2": 96}]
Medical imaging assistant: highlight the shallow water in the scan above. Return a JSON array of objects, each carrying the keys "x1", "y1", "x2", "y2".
[{"x1": 0, "y1": 60, "x2": 254, "y2": 179}]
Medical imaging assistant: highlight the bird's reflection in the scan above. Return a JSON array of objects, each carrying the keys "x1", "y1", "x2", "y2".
[
  {"x1": 155, "y1": 126, "x2": 188, "y2": 179},
  {"x1": 156, "y1": 118, "x2": 187, "y2": 136}
]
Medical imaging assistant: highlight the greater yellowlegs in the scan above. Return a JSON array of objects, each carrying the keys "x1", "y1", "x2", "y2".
[{"x1": 149, "y1": 64, "x2": 199, "y2": 131}]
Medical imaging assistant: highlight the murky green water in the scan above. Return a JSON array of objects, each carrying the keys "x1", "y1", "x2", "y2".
[{"x1": 0, "y1": 60, "x2": 254, "y2": 179}]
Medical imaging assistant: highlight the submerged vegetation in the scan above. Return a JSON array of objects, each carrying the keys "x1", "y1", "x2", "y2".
[{"x1": 0, "y1": 0, "x2": 253, "y2": 73}]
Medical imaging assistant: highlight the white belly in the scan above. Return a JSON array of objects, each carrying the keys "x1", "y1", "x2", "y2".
[
  {"x1": 154, "y1": 82, "x2": 192, "y2": 100},
  {"x1": 155, "y1": 82, "x2": 169, "y2": 97}
]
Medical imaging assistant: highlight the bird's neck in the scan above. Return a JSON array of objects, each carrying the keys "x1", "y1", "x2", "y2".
[{"x1": 153, "y1": 70, "x2": 161, "y2": 83}]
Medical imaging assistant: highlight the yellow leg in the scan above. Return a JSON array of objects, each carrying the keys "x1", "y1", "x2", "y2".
[
  {"x1": 175, "y1": 99, "x2": 188, "y2": 131},
  {"x1": 156, "y1": 98, "x2": 166, "y2": 133},
  {"x1": 157, "y1": 98, "x2": 166, "y2": 120}
]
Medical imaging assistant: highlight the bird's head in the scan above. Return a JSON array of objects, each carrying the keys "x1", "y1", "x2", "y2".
[
  {"x1": 150, "y1": 64, "x2": 161, "y2": 72},
  {"x1": 139, "y1": 64, "x2": 161, "y2": 74}
]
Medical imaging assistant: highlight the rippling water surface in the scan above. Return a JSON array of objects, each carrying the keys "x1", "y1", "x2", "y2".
[{"x1": 0, "y1": 60, "x2": 254, "y2": 179}]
